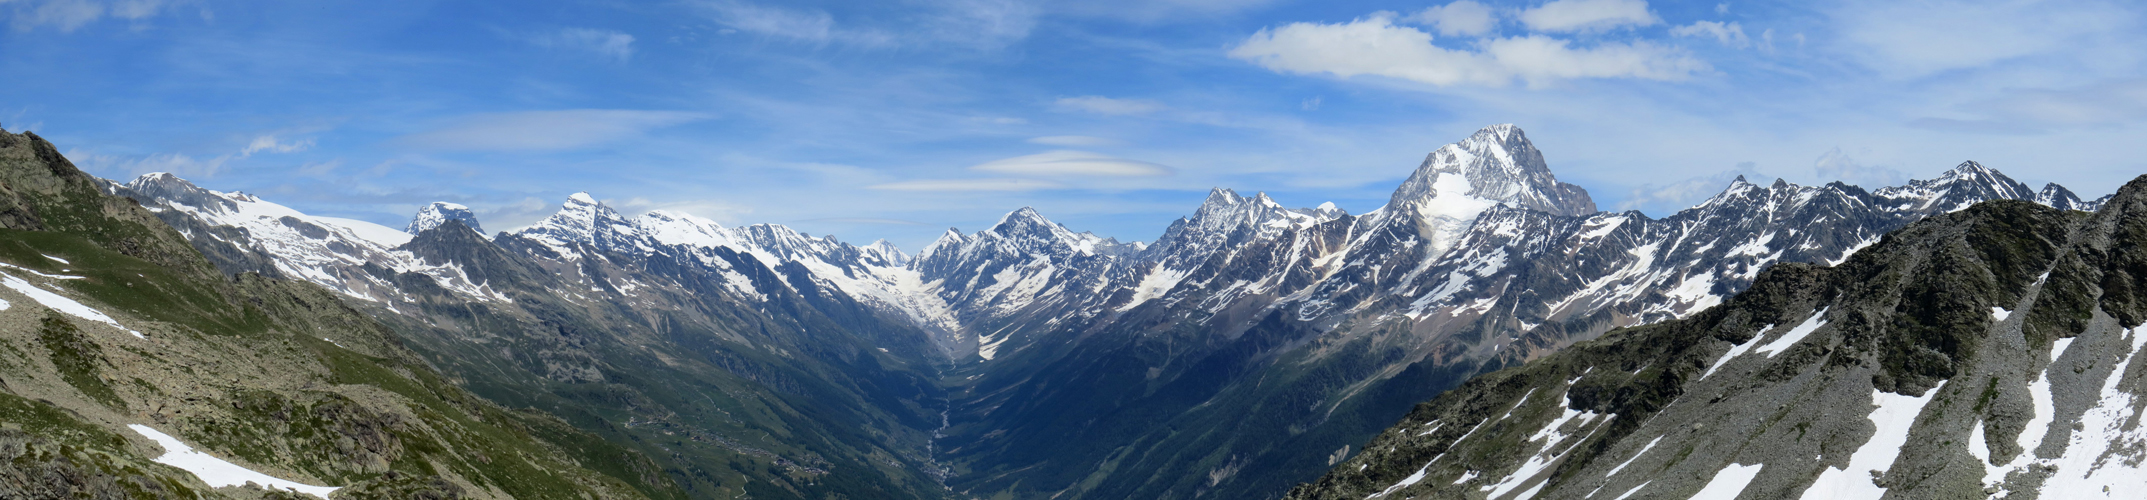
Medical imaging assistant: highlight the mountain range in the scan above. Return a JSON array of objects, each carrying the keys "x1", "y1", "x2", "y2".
[
  {"x1": 1283, "y1": 172, "x2": 2147, "y2": 500},
  {"x1": 79, "y1": 124, "x2": 2122, "y2": 499}
]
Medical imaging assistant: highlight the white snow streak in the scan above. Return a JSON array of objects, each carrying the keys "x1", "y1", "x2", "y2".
[
  {"x1": 1799, "y1": 381, "x2": 1945, "y2": 500},
  {"x1": 129, "y1": 425, "x2": 339, "y2": 498},
  {"x1": 1690, "y1": 463, "x2": 1763, "y2": 500},
  {"x1": 2, "y1": 275, "x2": 141, "y2": 338}
]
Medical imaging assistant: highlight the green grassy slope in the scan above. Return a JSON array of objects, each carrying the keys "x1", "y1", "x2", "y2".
[{"x1": 0, "y1": 128, "x2": 685, "y2": 500}]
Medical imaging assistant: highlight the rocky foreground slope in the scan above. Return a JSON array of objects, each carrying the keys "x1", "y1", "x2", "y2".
[
  {"x1": 0, "y1": 128, "x2": 683, "y2": 499},
  {"x1": 1282, "y1": 176, "x2": 2147, "y2": 499}
]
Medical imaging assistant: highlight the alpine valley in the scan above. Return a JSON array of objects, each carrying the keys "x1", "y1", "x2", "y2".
[{"x1": 9, "y1": 123, "x2": 2131, "y2": 499}]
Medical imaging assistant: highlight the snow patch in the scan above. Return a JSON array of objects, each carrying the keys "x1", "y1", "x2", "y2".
[
  {"x1": 1120, "y1": 266, "x2": 1191, "y2": 311},
  {"x1": 1602, "y1": 435, "x2": 1662, "y2": 478},
  {"x1": 3, "y1": 275, "x2": 142, "y2": 338},
  {"x1": 129, "y1": 424, "x2": 339, "y2": 498},
  {"x1": 2037, "y1": 327, "x2": 2147, "y2": 497},
  {"x1": 1752, "y1": 308, "x2": 1828, "y2": 358},
  {"x1": 1691, "y1": 463, "x2": 1763, "y2": 500},
  {"x1": 1799, "y1": 381, "x2": 1946, "y2": 500}
]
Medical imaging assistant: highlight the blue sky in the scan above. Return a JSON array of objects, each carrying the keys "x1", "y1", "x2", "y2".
[{"x1": 4, "y1": 0, "x2": 2144, "y2": 251}]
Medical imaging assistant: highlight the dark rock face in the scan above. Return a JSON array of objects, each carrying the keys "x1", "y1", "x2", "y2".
[{"x1": 1282, "y1": 177, "x2": 2147, "y2": 500}]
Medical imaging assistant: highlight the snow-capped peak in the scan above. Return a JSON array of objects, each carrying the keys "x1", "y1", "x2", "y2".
[
  {"x1": 514, "y1": 192, "x2": 639, "y2": 249},
  {"x1": 406, "y1": 201, "x2": 484, "y2": 235},
  {"x1": 1384, "y1": 124, "x2": 1597, "y2": 219},
  {"x1": 989, "y1": 207, "x2": 1078, "y2": 243},
  {"x1": 125, "y1": 172, "x2": 239, "y2": 213},
  {"x1": 918, "y1": 228, "x2": 970, "y2": 260},
  {"x1": 1365, "y1": 124, "x2": 1597, "y2": 260},
  {"x1": 1874, "y1": 161, "x2": 2036, "y2": 213},
  {"x1": 638, "y1": 210, "x2": 734, "y2": 248},
  {"x1": 862, "y1": 239, "x2": 910, "y2": 267}
]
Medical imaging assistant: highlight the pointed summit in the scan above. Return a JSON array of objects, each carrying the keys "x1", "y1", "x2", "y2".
[
  {"x1": 513, "y1": 192, "x2": 638, "y2": 248},
  {"x1": 1371, "y1": 124, "x2": 1597, "y2": 260},
  {"x1": 406, "y1": 202, "x2": 484, "y2": 235},
  {"x1": 2036, "y1": 183, "x2": 2085, "y2": 211},
  {"x1": 1875, "y1": 161, "x2": 2036, "y2": 212},
  {"x1": 1202, "y1": 187, "x2": 1244, "y2": 207},
  {"x1": 124, "y1": 172, "x2": 237, "y2": 213},
  {"x1": 991, "y1": 207, "x2": 1060, "y2": 236},
  {"x1": 1387, "y1": 124, "x2": 1596, "y2": 218}
]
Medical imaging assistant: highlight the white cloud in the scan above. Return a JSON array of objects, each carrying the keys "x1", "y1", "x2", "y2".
[
  {"x1": 1670, "y1": 21, "x2": 1748, "y2": 48},
  {"x1": 970, "y1": 150, "x2": 1172, "y2": 177},
  {"x1": 699, "y1": 0, "x2": 1034, "y2": 49},
  {"x1": 1617, "y1": 161, "x2": 1769, "y2": 212},
  {"x1": 1230, "y1": 15, "x2": 1704, "y2": 88},
  {"x1": 868, "y1": 178, "x2": 1064, "y2": 191},
  {"x1": 64, "y1": 133, "x2": 313, "y2": 178},
  {"x1": 1812, "y1": 148, "x2": 1905, "y2": 187},
  {"x1": 1027, "y1": 135, "x2": 1120, "y2": 147},
  {"x1": 520, "y1": 28, "x2": 636, "y2": 62},
  {"x1": 1054, "y1": 96, "x2": 1167, "y2": 115},
  {"x1": 399, "y1": 110, "x2": 709, "y2": 151},
  {"x1": 3, "y1": 0, "x2": 169, "y2": 32},
  {"x1": 1912, "y1": 79, "x2": 2147, "y2": 134},
  {"x1": 239, "y1": 135, "x2": 313, "y2": 157},
  {"x1": 793, "y1": 217, "x2": 930, "y2": 226},
  {"x1": 1518, "y1": 0, "x2": 1658, "y2": 33},
  {"x1": 1408, "y1": 1, "x2": 1496, "y2": 37},
  {"x1": 1048, "y1": 0, "x2": 1283, "y2": 24},
  {"x1": 1832, "y1": 0, "x2": 2132, "y2": 78}
]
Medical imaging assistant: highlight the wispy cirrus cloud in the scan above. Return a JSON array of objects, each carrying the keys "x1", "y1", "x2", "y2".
[
  {"x1": 1831, "y1": 0, "x2": 2135, "y2": 78},
  {"x1": 867, "y1": 149, "x2": 1170, "y2": 193},
  {"x1": 398, "y1": 110, "x2": 709, "y2": 152},
  {"x1": 697, "y1": 0, "x2": 1036, "y2": 50},
  {"x1": 1617, "y1": 161, "x2": 1769, "y2": 212},
  {"x1": 1026, "y1": 135, "x2": 1120, "y2": 147},
  {"x1": 65, "y1": 133, "x2": 314, "y2": 178},
  {"x1": 1229, "y1": 13, "x2": 1703, "y2": 88},
  {"x1": 1517, "y1": 0, "x2": 1658, "y2": 33},
  {"x1": 514, "y1": 27, "x2": 637, "y2": 61},
  {"x1": 1053, "y1": 96, "x2": 1166, "y2": 115},
  {"x1": 868, "y1": 178, "x2": 1064, "y2": 192},
  {"x1": 3, "y1": 0, "x2": 175, "y2": 32},
  {"x1": 1913, "y1": 79, "x2": 2147, "y2": 134},
  {"x1": 971, "y1": 150, "x2": 1172, "y2": 177}
]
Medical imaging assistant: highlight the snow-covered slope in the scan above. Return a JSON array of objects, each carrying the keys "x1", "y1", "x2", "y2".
[{"x1": 108, "y1": 173, "x2": 506, "y2": 303}]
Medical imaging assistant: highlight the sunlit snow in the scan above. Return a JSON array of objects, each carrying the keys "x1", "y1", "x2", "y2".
[
  {"x1": 1691, "y1": 463, "x2": 1763, "y2": 500},
  {"x1": 2, "y1": 274, "x2": 141, "y2": 338},
  {"x1": 1799, "y1": 381, "x2": 1945, "y2": 500},
  {"x1": 129, "y1": 424, "x2": 339, "y2": 498}
]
